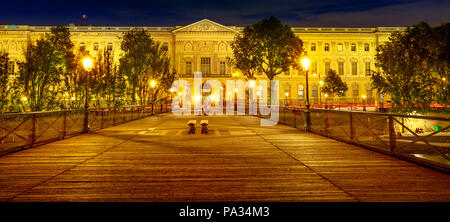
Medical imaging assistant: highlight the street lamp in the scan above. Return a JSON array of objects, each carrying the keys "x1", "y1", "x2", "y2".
[
  {"x1": 169, "y1": 88, "x2": 174, "y2": 105},
  {"x1": 301, "y1": 57, "x2": 311, "y2": 132},
  {"x1": 362, "y1": 95, "x2": 367, "y2": 111},
  {"x1": 301, "y1": 58, "x2": 310, "y2": 109},
  {"x1": 82, "y1": 56, "x2": 93, "y2": 133},
  {"x1": 285, "y1": 92, "x2": 289, "y2": 106}
]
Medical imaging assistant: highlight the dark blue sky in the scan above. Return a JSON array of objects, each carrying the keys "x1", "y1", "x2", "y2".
[{"x1": 1, "y1": 0, "x2": 449, "y2": 27}]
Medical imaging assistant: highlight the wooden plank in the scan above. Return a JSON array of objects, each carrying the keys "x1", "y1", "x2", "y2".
[{"x1": 0, "y1": 114, "x2": 448, "y2": 202}]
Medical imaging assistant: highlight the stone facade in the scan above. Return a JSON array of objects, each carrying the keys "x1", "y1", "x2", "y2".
[{"x1": 0, "y1": 19, "x2": 405, "y2": 105}]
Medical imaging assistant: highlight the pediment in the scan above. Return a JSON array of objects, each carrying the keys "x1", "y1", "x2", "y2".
[{"x1": 173, "y1": 19, "x2": 239, "y2": 33}]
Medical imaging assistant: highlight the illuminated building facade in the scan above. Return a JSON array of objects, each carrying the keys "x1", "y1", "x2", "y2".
[{"x1": 0, "y1": 19, "x2": 405, "y2": 105}]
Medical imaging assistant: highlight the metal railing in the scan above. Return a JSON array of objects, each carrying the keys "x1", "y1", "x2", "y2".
[
  {"x1": 274, "y1": 107, "x2": 450, "y2": 172},
  {"x1": 0, "y1": 103, "x2": 171, "y2": 156}
]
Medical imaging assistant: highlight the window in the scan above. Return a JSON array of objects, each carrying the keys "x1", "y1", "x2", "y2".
[
  {"x1": 93, "y1": 42, "x2": 99, "y2": 51},
  {"x1": 325, "y1": 62, "x2": 330, "y2": 75},
  {"x1": 201, "y1": 57, "x2": 211, "y2": 75},
  {"x1": 312, "y1": 85, "x2": 318, "y2": 98},
  {"x1": 324, "y1": 43, "x2": 329, "y2": 51},
  {"x1": 365, "y1": 62, "x2": 371, "y2": 76},
  {"x1": 219, "y1": 61, "x2": 226, "y2": 75},
  {"x1": 186, "y1": 61, "x2": 192, "y2": 74},
  {"x1": 337, "y1": 43, "x2": 343, "y2": 52},
  {"x1": 366, "y1": 84, "x2": 373, "y2": 98},
  {"x1": 364, "y1": 43, "x2": 370, "y2": 51},
  {"x1": 162, "y1": 43, "x2": 169, "y2": 51},
  {"x1": 352, "y1": 84, "x2": 359, "y2": 97},
  {"x1": 107, "y1": 42, "x2": 113, "y2": 51},
  {"x1": 312, "y1": 62, "x2": 318, "y2": 74},
  {"x1": 8, "y1": 61, "x2": 14, "y2": 74},
  {"x1": 352, "y1": 62, "x2": 358, "y2": 75},
  {"x1": 310, "y1": 43, "x2": 316, "y2": 51},
  {"x1": 338, "y1": 62, "x2": 344, "y2": 76},
  {"x1": 351, "y1": 43, "x2": 356, "y2": 52},
  {"x1": 79, "y1": 42, "x2": 85, "y2": 51},
  {"x1": 298, "y1": 85, "x2": 304, "y2": 99}
]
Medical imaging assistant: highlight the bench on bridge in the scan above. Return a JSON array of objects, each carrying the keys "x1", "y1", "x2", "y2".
[
  {"x1": 187, "y1": 120, "x2": 196, "y2": 134},
  {"x1": 201, "y1": 120, "x2": 208, "y2": 134}
]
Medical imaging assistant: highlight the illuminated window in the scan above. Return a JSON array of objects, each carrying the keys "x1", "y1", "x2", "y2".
[
  {"x1": 324, "y1": 43, "x2": 329, "y2": 51},
  {"x1": 364, "y1": 43, "x2": 370, "y2": 51},
  {"x1": 366, "y1": 84, "x2": 373, "y2": 98},
  {"x1": 352, "y1": 62, "x2": 358, "y2": 75},
  {"x1": 219, "y1": 61, "x2": 226, "y2": 74},
  {"x1": 298, "y1": 85, "x2": 304, "y2": 99},
  {"x1": 93, "y1": 42, "x2": 99, "y2": 51},
  {"x1": 365, "y1": 62, "x2": 371, "y2": 76},
  {"x1": 201, "y1": 57, "x2": 210, "y2": 75},
  {"x1": 338, "y1": 62, "x2": 344, "y2": 76},
  {"x1": 312, "y1": 62, "x2": 317, "y2": 73},
  {"x1": 351, "y1": 43, "x2": 356, "y2": 52},
  {"x1": 352, "y1": 83, "x2": 359, "y2": 97},
  {"x1": 107, "y1": 42, "x2": 113, "y2": 51},
  {"x1": 310, "y1": 43, "x2": 316, "y2": 51},
  {"x1": 186, "y1": 61, "x2": 192, "y2": 74},
  {"x1": 325, "y1": 62, "x2": 330, "y2": 75},
  {"x1": 312, "y1": 85, "x2": 318, "y2": 98},
  {"x1": 337, "y1": 43, "x2": 343, "y2": 52}
]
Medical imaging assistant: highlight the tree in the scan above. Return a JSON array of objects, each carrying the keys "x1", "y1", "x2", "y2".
[
  {"x1": 119, "y1": 29, "x2": 175, "y2": 105},
  {"x1": 321, "y1": 69, "x2": 348, "y2": 98},
  {"x1": 17, "y1": 26, "x2": 75, "y2": 111},
  {"x1": 0, "y1": 51, "x2": 9, "y2": 113},
  {"x1": 372, "y1": 22, "x2": 449, "y2": 113},
  {"x1": 119, "y1": 29, "x2": 155, "y2": 105},
  {"x1": 230, "y1": 16, "x2": 304, "y2": 81}
]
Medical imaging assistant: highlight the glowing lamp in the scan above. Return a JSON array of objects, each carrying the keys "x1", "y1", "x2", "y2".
[{"x1": 301, "y1": 58, "x2": 310, "y2": 71}]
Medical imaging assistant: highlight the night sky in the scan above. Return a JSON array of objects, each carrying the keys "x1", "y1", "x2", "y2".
[{"x1": 1, "y1": 0, "x2": 449, "y2": 27}]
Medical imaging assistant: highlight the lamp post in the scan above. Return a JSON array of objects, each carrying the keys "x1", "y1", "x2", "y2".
[
  {"x1": 169, "y1": 88, "x2": 174, "y2": 105},
  {"x1": 285, "y1": 92, "x2": 289, "y2": 106},
  {"x1": 301, "y1": 57, "x2": 311, "y2": 131},
  {"x1": 362, "y1": 95, "x2": 366, "y2": 111},
  {"x1": 150, "y1": 80, "x2": 156, "y2": 114},
  {"x1": 301, "y1": 58, "x2": 311, "y2": 109},
  {"x1": 324, "y1": 93, "x2": 328, "y2": 109},
  {"x1": 82, "y1": 56, "x2": 93, "y2": 133}
]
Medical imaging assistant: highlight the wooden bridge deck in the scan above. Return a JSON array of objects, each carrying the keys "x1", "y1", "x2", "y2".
[{"x1": 0, "y1": 113, "x2": 449, "y2": 202}]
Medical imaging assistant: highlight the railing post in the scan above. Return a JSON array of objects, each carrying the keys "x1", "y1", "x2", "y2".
[
  {"x1": 100, "y1": 109, "x2": 104, "y2": 129},
  {"x1": 293, "y1": 109, "x2": 296, "y2": 128},
  {"x1": 30, "y1": 114, "x2": 36, "y2": 147},
  {"x1": 137, "y1": 106, "x2": 140, "y2": 119},
  {"x1": 305, "y1": 109, "x2": 311, "y2": 132},
  {"x1": 63, "y1": 111, "x2": 67, "y2": 138},
  {"x1": 349, "y1": 112, "x2": 355, "y2": 143},
  {"x1": 324, "y1": 111, "x2": 329, "y2": 137},
  {"x1": 388, "y1": 116, "x2": 396, "y2": 154},
  {"x1": 113, "y1": 108, "x2": 116, "y2": 126}
]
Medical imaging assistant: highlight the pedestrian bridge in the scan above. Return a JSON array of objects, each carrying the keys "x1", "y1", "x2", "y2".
[{"x1": 1, "y1": 112, "x2": 449, "y2": 202}]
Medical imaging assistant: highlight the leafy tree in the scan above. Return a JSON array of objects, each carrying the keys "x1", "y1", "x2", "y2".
[
  {"x1": 230, "y1": 17, "x2": 304, "y2": 102},
  {"x1": 119, "y1": 29, "x2": 154, "y2": 105},
  {"x1": 17, "y1": 26, "x2": 75, "y2": 111},
  {"x1": 372, "y1": 22, "x2": 449, "y2": 113},
  {"x1": 0, "y1": 51, "x2": 9, "y2": 113},
  {"x1": 119, "y1": 29, "x2": 175, "y2": 105},
  {"x1": 321, "y1": 69, "x2": 348, "y2": 97}
]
